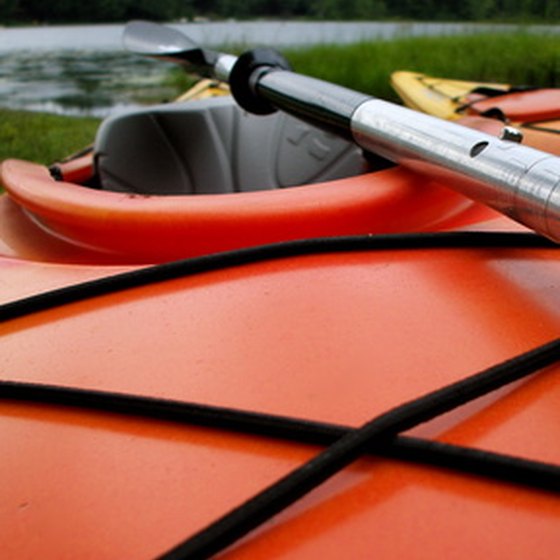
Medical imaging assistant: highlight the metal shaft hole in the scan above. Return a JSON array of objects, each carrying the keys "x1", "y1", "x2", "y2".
[{"x1": 470, "y1": 141, "x2": 489, "y2": 158}]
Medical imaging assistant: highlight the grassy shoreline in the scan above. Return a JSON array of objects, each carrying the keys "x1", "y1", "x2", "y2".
[
  {"x1": 285, "y1": 32, "x2": 559, "y2": 100},
  {"x1": 1, "y1": 32, "x2": 558, "y2": 164},
  {"x1": 0, "y1": 109, "x2": 100, "y2": 165}
]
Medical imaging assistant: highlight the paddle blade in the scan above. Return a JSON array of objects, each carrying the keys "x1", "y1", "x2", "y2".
[
  {"x1": 123, "y1": 20, "x2": 197, "y2": 57},
  {"x1": 123, "y1": 20, "x2": 217, "y2": 74}
]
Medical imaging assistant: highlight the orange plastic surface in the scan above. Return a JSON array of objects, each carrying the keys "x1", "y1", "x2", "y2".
[
  {"x1": 457, "y1": 115, "x2": 560, "y2": 156},
  {"x1": 0, "y1": 159, "x2": 501, "y2": 264},
  {"x1": 435, "y1": 87, "x2": 560, "y2": 155},
  {"x1": 56, "y1": 152, "x2": 95, "y2": 184},
  {"x1": 465, "y1": 89, "x2": 560, "y2": 122}
]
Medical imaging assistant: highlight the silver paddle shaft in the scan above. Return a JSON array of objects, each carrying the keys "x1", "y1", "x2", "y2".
[
  {"x1": 214, "y1": 54, "x2": 237, "y2": 82},
  {"x1": 352, "y1": 99, "x2": 560, "y2": 241},
  {"x1": 251, "y1": 65, "x2": 560, "y2": 242}
]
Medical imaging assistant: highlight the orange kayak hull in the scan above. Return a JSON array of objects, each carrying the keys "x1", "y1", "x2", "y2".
[
  {"x1": 1, "y1": 230, "x2": 559, "y2": 559},
  {"x1": 1, "y1": 111, "x2": 559, "y2": 559}
]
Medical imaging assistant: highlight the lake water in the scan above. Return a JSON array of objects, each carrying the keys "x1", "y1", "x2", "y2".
[{"x1": 0, "y1": 21, "x2": 557, "y2": 116}]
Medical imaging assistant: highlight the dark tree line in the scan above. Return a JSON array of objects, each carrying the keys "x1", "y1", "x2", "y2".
[
  {"x1": 1, "y1": 0, "x2": 189, "y2": 22},
  {"x1": 2, "y1": 0, "x2": 559, "y2": 23}
]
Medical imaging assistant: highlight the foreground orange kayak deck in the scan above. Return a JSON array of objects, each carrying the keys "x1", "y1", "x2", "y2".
[{"x1": 1, "y1": 110, "x2": 560, "y2": 558}]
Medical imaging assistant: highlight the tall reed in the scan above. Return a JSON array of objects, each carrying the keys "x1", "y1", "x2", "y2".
[{"x1": 284, "y1": 32, "x2": 560, "y2": 100}]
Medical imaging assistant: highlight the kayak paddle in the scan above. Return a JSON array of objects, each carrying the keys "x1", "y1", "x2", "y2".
[{"x1": 123, "y1": 21, "x2": 560, "y2": 243}]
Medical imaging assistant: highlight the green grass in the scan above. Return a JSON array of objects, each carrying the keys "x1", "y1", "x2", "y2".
[
  {"x1": 0, "y1": 109, "x2": 100, "y2": 165},
  {"x1": 1, "y1": 32, "x2": 558, "y2": 165},
  {"x1": 283, "y1": 32, "x2": 560, "y2": 101}
]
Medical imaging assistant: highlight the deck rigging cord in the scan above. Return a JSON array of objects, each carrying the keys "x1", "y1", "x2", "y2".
[
  {"x1": 0, "y1": 231, "x2": 555, "y2": 323},
  {"x1": 156, "y1": 336, "x2": 560, "y2": 560},
  {"x1": 1, "y1": 340, "x2": 558, "y2": 559},
  {"x1": 1, "y1": 231, "x2": 559, "y2": 558},
  {"x1": 1, "y1": 375, "x2": 559, "y2": 495}
]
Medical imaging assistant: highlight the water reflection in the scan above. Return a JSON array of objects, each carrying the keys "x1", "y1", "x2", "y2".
[{"x1": 0, "y1": 51, "x2": 179, "y2": 116}]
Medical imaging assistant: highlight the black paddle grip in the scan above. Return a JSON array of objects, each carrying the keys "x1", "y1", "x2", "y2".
[
  {"x1": 230, "y1": 48, "x2": 371, "y2": 138},
  {"x1": 229, "y1": 48, "x2": 292, "y2": 115}
]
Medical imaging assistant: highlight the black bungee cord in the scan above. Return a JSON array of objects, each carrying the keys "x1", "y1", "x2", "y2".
[
  {"x1": 157, "y1": 336, "x2": 560, "y2": 560},
  {"x1": 0, "y1": 232, "x2": 554, "y2": 324}
]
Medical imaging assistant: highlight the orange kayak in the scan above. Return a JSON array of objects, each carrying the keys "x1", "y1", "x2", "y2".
[{"x1": 1, "y1": 95, "x2": 559, "y2": 559}]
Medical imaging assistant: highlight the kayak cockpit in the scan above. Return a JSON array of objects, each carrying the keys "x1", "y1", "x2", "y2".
[{"x1": 0, "y1": 97, "x2": 505, "y2": 264}]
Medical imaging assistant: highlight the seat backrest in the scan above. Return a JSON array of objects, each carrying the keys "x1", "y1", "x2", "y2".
[{"x1": 94, "y1": 96, "x2": 366, "y2": 195}]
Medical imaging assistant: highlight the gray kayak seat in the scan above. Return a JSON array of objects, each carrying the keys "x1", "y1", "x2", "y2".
[{"x1": 94, "y1": 96, "x2": 367, "y2": 195}]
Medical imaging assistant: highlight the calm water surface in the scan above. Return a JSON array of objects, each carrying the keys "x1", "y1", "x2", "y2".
[{"x1": 0, "y1": 21, "x2": 557, "y2": 116}]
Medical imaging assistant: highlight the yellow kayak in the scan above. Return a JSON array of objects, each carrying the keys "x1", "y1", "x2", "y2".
[
  {"x1": 391, "y1": 70, "x2": 511, "y2": 120},
  {"x1": 174, "y1": 78, "x2": 230, "y2": 102},
  {"x1": 390, "y1": 71, "x2": 509, "y2": 120}
]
